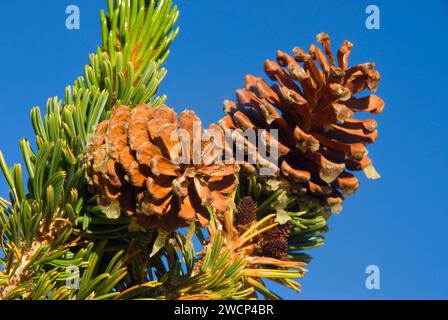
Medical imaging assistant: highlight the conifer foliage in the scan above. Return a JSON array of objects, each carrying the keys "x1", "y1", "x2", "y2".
[{"x1": 0, "y1": 0, "x2": 383, "y2": 300}]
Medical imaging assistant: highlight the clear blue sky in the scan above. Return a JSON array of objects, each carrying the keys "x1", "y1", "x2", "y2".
[{"x1": 1, "y1": 0, "x2": 447, "y2": 299}]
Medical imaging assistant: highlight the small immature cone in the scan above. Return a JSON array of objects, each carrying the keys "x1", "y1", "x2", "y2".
[
  {"x1": 258, "y1": 217, "x2": 291, "y2": 260},
  {"x1": 261, "y1": 238, "x2": 289, "y2": 260},
  {"x1": 262, "y1": 218, "x2": 291, "y2": 242},
  {"x1": 86, "y1": 104, "x2": 239, "y2": 231},
  {"x1": 233, "y1": 197, "x2": 291, "y2": 260},
  {"x1": 220, "y1": 33, "x2": 384, "y2": 211},
  {"x1": 235, "y1": 196, "x2": 258, "y2": 227}
]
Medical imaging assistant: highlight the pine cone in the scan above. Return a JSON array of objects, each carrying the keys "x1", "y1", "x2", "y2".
[
  {"x1": 261, "y1": 238, "x2": 289, "y2": 260},
  {"x1": 256, "y1": 218, "x2": 291, "y2": 260},
  {"x1": 86, "y1": 104, "x2": 239, "y2": 231},
  {"x1": 235, "y1": 196, "x2": 258, "y2": 227},
  {"x1": 262, "y1": 219, "x2": 291, "y2": 242},
  {"x1": 220, "y1": 33, "x2": 384, "y2": 212}
]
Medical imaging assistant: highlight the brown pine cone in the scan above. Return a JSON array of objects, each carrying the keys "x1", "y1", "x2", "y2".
[
  {"x1": 86, "y1": 104, "x2": 239, "y2": 231},
  {"x1": 256, "y1": 218, "x2": 291, "y2": 260},
  {"x1": 235, "y1": 196, "x2": 258, "y2": 227},
  {"x1": 262, "y1": 219, "x2": 292, "y2": 242},
  {"x1": 261, "y1": 238, "x2": 289, "y2": 260},
  {"x1": 220, "y1": 33, "x2": 384, "y2": 212}
]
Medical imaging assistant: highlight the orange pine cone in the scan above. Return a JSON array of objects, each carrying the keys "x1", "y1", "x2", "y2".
[
  {"x1": 220, "y1": 33, "x2": 384, "y2": 212},
  {"x1": 86, "y1": 104, "x2": 239, "y2": 231}
]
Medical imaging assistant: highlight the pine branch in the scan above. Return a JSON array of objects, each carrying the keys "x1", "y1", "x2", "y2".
[
  {"x1": 0, "y1": 0, "x2": 336, "y2": 301},
  {"x1": 0, "y1": 0, "x2": 178, "y2": 300},
  {"x1": 116, "y1": 198, "x2": 316, "y2": 300}
]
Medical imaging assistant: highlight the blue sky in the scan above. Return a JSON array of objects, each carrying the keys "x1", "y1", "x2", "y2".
[{"x1": 1, "y1": 0, "x2": 447, "y2": 299}]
